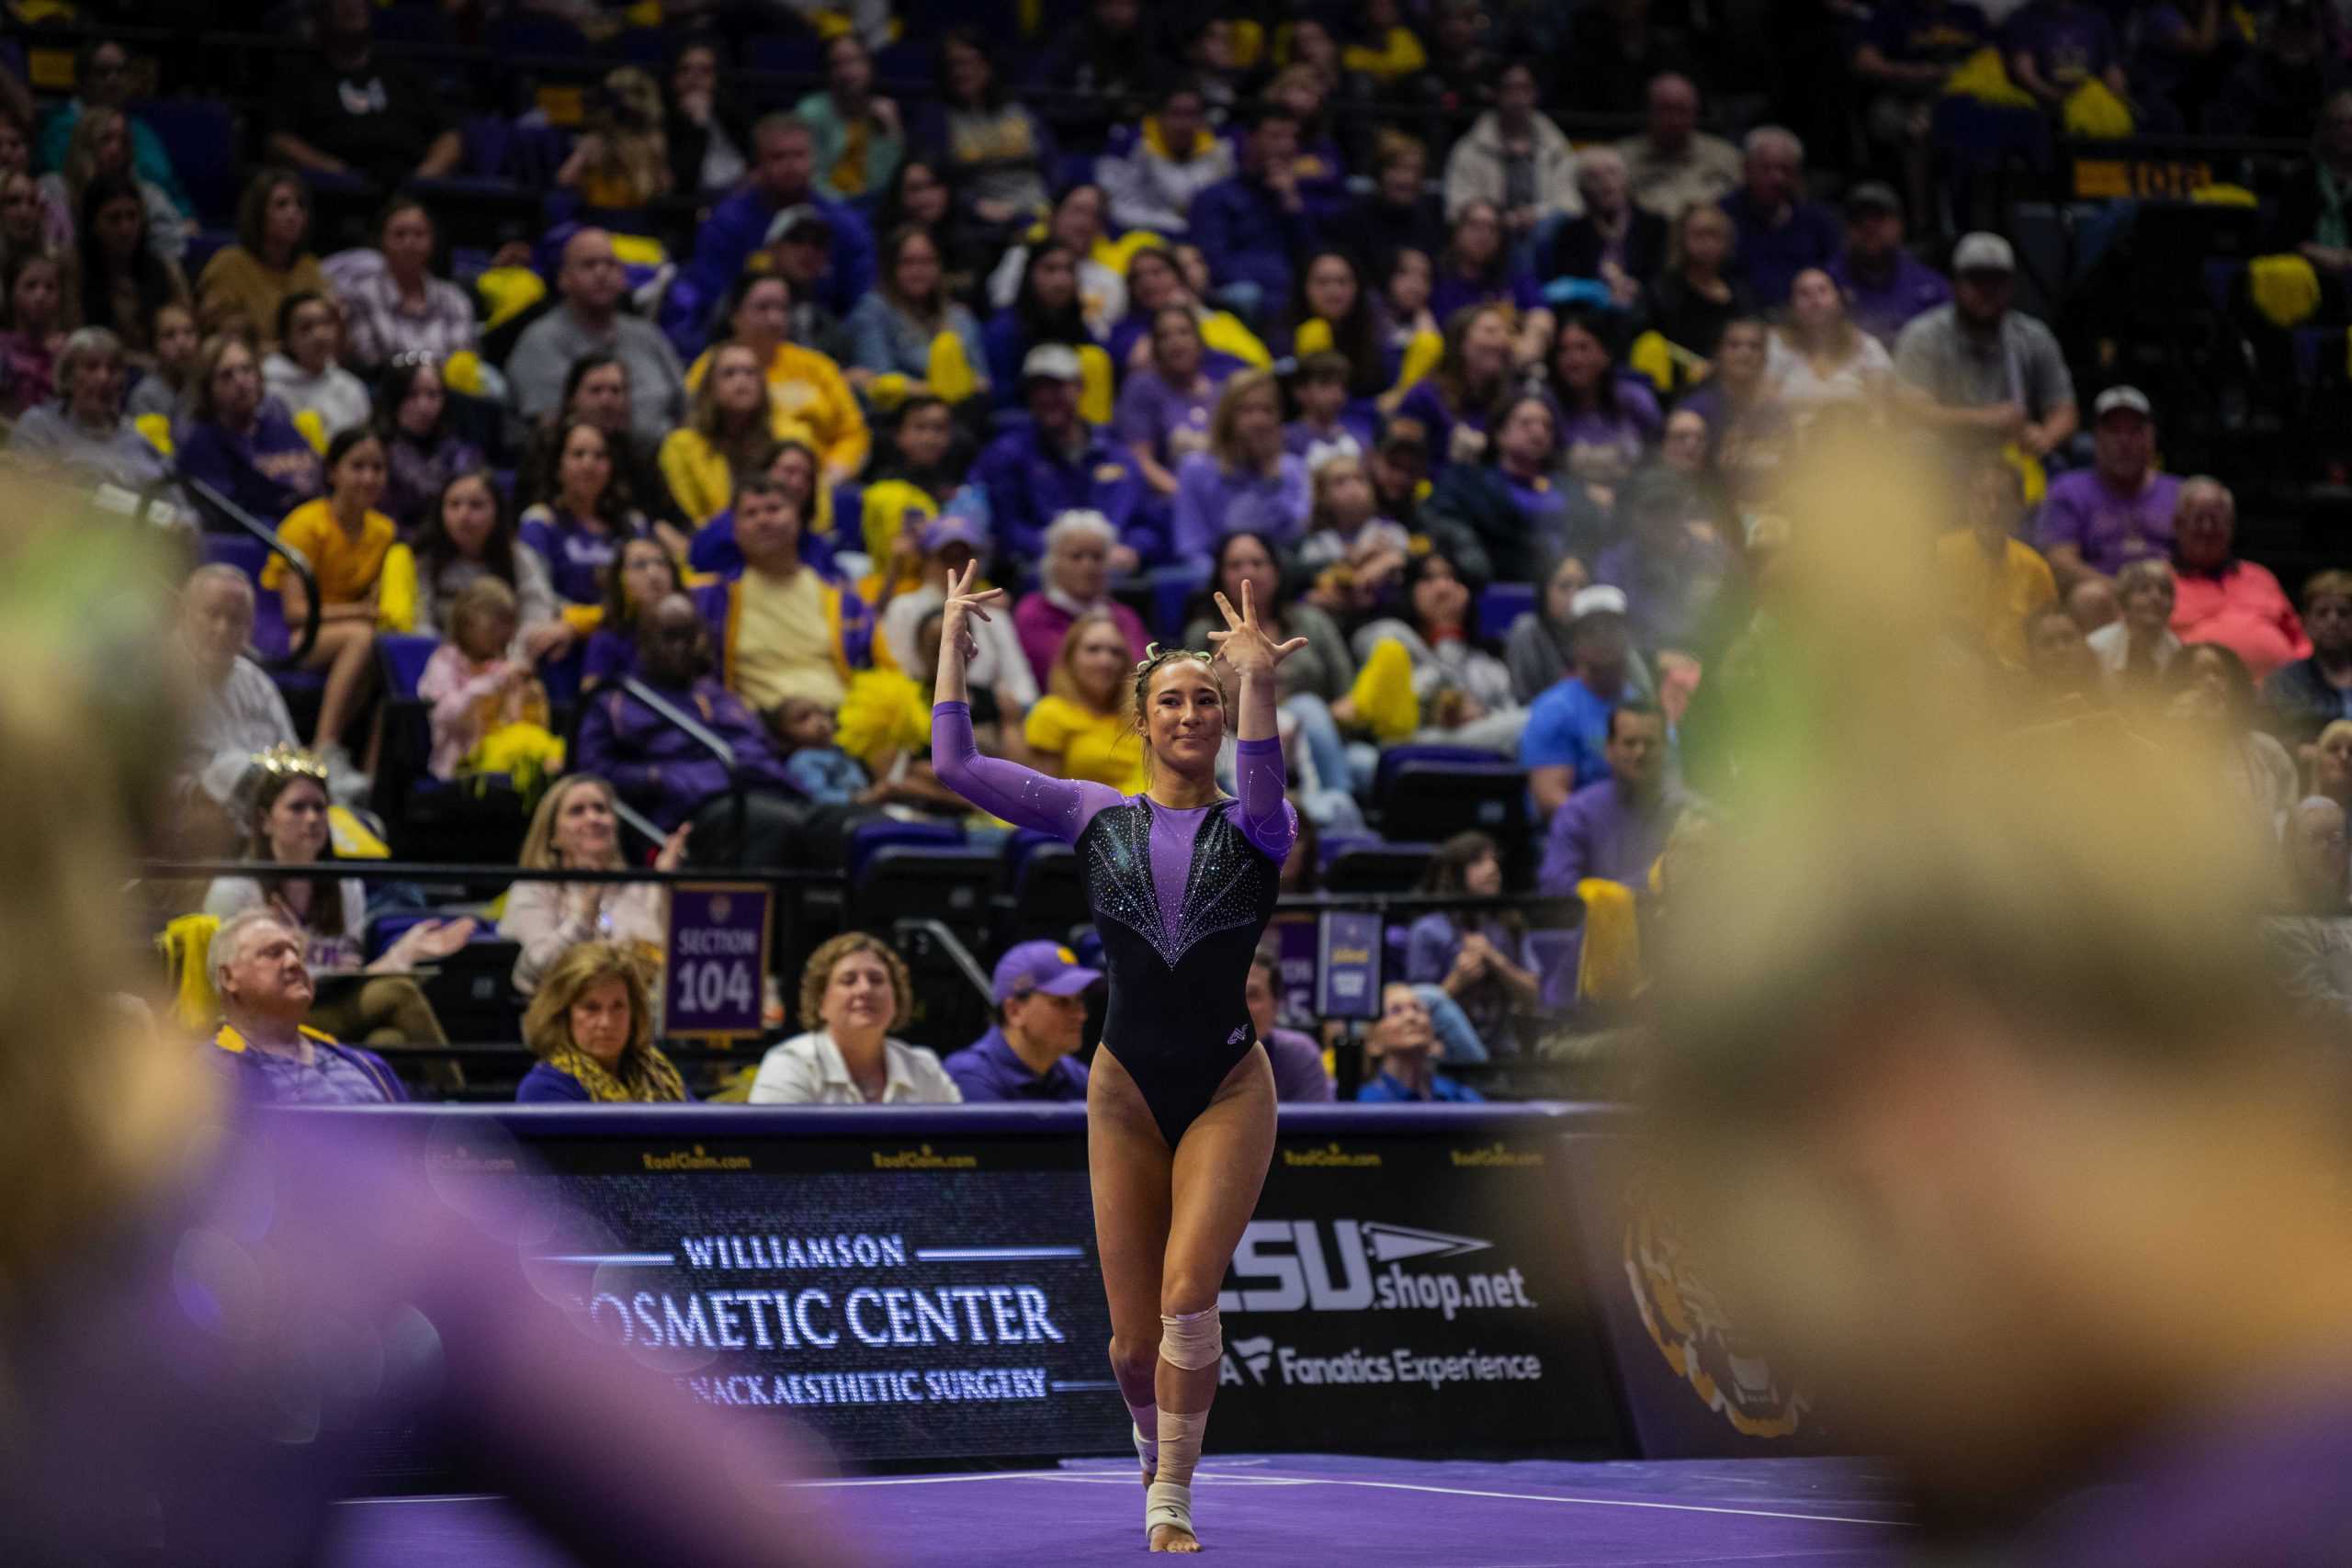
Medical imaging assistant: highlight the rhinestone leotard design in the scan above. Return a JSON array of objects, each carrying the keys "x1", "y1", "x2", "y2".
[{"x1": 933, "y1": 702, "x2": 1297, "y2": 1145}]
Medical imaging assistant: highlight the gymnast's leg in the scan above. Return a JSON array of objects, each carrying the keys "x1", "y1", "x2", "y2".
[
  {"x1": 1087, "y1": 1046, "x2": 1175, "y2": 1486},
  {"x1": 1151, "y1": 1047, "x2": 1278, "y2": 1552}
]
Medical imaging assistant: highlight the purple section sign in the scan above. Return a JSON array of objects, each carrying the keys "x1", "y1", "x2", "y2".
[
  {"x1": 1271, "y1": 912, "x2": 1318, "y2": 1024},
  {"x1": 664, "y1": 882, "x2": 774, "y2": 1038},
  {"x1": 1317, "y1": 910, "x2": 1384, "y2": 1021}
]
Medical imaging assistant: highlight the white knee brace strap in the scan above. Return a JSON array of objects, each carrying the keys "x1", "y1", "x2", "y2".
[{"x1": 1159, "y1": 1307, "x2": 1222, "y2": 1371}]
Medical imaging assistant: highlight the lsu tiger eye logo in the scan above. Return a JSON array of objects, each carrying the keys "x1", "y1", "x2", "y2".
[
  {"x1": 1623, "y1": 1200, "x2": 1807, "y2": 1439},
  {"x1": 709, "y1": 894, "x2": 733, "y2": 923}
]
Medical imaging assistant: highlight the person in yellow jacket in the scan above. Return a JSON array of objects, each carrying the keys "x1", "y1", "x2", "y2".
[
  {"x1": 683, "y1": 271, "x2": 870, "y2": 484},
  {"x1": 661, "y1": 341, "x2": 778, "y2": 525}
]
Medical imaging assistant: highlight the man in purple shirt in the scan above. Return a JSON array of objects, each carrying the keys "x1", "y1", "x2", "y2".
[
  {"x1": 975, "y1": 344, "x2": 1156, "y2": 566},
  {"x1": 1187, "y1": 101, "x2": 1317, "y2": 324},
  {"x1": 1538, "y1": 703, "x2": 1683, "y2": 897},
  {"x1": 2037, "y1": 385, "x2": 2180, "y2": 592},
  {"x1": 943, "y1": 941, "x2": 1100, "y2": 1103},
  {"x1": 1826, "y1": 182, "x2": 1951, "y2": 344},
  {"x1": 571, "y1": 593, "x2": 802, "y2": 833},
  {"x1": 1717, "y1": 126, "x2": 1842, "y2": 307}
]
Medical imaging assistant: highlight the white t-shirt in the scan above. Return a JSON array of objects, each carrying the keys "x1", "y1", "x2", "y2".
[
  {"x1": 203, "y1": 874, "x2": 368, "y2": 974},
  {"x1": 1764, "y1": 330, "x2": 1893, "y2": 427},
  {"x1": 746, "y1": 1030, "x2": 963, "y2": 1105}
]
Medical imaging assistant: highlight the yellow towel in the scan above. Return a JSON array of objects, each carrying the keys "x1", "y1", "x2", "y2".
[
  {"x1": 2249, "y1": 253, "x2": 2323, "y2": 329},
  {"x1": 157, "y1": 913, "x2": 221, "y2": 1030},
  {"x1": 1392, "y1": 328, "x2": 1443, "y2": 397},
  {"x1": 475, "y1": 266, "x2": 548, "y2": 333},
  {"x1": 1078, "y1": 344, "x2": 1115, "y2": 426},
  {"x1": 1348, "y1": 637, "x2": 1419, "y2": 744},
  {"x1": 443, "y1": 349, "x2": 486, "y2": 396},
  {"x1": 328, "y1": 804, "x2": 390, "y2": 859},
  {"x1": 376, "y1": 541, "x2": 418, "y2": 634},
  {"x1": 1943, "y1": 46, "x2": 2036, "y2": 108},
  {"x1": 1627, "y1": 330, "x2": 1689, "y2": 396},
  {"x1": 1999, "y1": 443, "x2": 2049, "y2": 508},
  {"x1": 135, "y1": 412, "x2": 173, "y2": 456},
  {"x1": 2063, "y1": 78, "x2": 2133, "y2": 139},
  {"x1": 927, "y1": 330, "x2": 981, "y2": 405},
  {"x1": 1574, "y1": 878, "x2": 1643, "y2": 1003},
  {"x1": 2192, "y1": 183, "x2": 2257, "y2": 207},
  {"x1": 292, "y1": 407, "x2": 328, "y2": 456},
  {"x1": 1200, "y1": 310, "x2": 1273, "y2": 370}
]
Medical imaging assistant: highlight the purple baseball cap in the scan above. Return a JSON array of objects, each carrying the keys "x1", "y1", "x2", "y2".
[{"x1": 992, "y1": 941, "x2": 1103, "y2": 1003}]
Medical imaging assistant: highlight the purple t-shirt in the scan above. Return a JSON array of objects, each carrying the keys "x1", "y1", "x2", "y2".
[
  {"x1": 1557, "y1": 378, "x2": 1664, "y2": 487},
  {"x1": 1114, "y1": 367, "x2": 1219, "y2": 465},
  {"x1": 1828, "y1": 250, "x2": 1953, "y2": 346},
  {"x1": 1170, "y1": 450, "x2": 1312, "y2": 568},
  {"x1": 1264, "y1": 1026, "x2": 1336, "y2": 1100},
  {"x1": 1430, "y1": 267, "x2": 1544, "y2": 325},
  {"x1": 2037, "y1": 468, "x2": 2181, "y2": 577}
]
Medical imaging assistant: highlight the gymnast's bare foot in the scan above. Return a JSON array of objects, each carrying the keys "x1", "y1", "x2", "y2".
[{"x1": 1149, "y1": 1523, "x2": 1200, "y2": 1552}]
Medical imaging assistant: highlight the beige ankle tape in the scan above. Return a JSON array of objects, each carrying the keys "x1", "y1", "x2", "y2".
[
  {"x1": 1159, "y1": 1306, "x2": 1222, "y2": 1371},
  {"x1": 1155, "y1": 1408, "x2": 1208, "y2": 1487}
]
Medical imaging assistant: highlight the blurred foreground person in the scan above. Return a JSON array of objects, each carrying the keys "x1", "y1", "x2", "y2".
[
  {"x1": 1648, "y1": 441, "x2": 2352, "y2": 1567},
  {"x1": 0, "y1": 511, "x2": 860, "y2": 1567}
]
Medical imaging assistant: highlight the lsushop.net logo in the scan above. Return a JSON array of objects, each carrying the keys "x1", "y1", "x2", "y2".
[{"x1": 1215, "y1": 1220, "x2": 1538, "y2": 1322}]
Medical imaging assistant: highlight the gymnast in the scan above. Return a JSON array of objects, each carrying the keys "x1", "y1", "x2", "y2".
[{"x1": 933, "y1": 561, "x2": 1303, "y2": 1552}]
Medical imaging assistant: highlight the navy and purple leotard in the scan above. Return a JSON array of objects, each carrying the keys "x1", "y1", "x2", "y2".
[{"x1": 933, "y1": 701, "x2": 1298, "y2": 1145}]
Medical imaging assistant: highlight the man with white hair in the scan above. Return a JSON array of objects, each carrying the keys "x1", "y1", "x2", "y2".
[
  {"x1": 1716, "y1": 126, "x2": 1841, "y2": 307},
  {"x1": 1613, "y1": 73, "x2": 1743, "y2": 219},
  {"x1": 209, "y1": 908, "x2": 407, "y2": 1103},
  {"x1": 177, "y1": 566, "x2": 297, "y2": 811},
  {"x1": 1538, "y1": 147, "x2": 1668, "y2": 307},
  {"x1": 1012, "y1": 510, "x2": 1151, "y2": 685}
]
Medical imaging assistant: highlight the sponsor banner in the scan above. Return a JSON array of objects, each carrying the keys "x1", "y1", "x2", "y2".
[
  {"x1": 1557, "y1": 1134, "x2": 1832, "y2": 1459},
  {"x1": 1207, "y1": 1119, "x2": 1623, "y2": 1454},
  {"x1": 665, "y1": 882, "x2": 773, "y2": 1038}
]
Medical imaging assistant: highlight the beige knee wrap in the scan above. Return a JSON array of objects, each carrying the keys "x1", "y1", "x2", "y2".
[{"x1": 1158, "y1": 1307, "x2": 1222, "y2": 1371}]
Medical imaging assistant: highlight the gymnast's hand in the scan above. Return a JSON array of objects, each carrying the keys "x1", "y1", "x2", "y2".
[
  {"x1": 939, "y1": 559, "x2": 1005, "y2": 668},
  {"x1": 1207, "y1": 580, "x2": 1306, "y2": 680}
]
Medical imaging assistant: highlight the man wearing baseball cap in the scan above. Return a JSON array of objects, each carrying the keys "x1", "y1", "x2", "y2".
[
  {"x1": 2038, "y1": 385, "x2": 2181, "y2": 592},
  {"x1": 943, "y1": 941, "x2": 1103, "y2": 1102},
  {"x1": 1893, "y1": 231, "x2": 2078, "y2": 458},
  {"x1": 1826, "y1": 181, "x2": 1951, "y2": 344},
  {"x1": 974, "y1": 344, "x2": 1154, "y2": 565},
  {"x1": 1519, "y1": 584, "x2": 1642, "y2": 822}
]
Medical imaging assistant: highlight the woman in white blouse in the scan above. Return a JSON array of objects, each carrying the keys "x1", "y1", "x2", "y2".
[
  {"x1": 1765, "y1": 267, "x2": 1892, "y2": 431},
  {"x1": 748, "y1": 932, "x2": 961, "y2": 1104},
  {"x1": 499, "y1": 774, "x2": 686, "y2": 995}
]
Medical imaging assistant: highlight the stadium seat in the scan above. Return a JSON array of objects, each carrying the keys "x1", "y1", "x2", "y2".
[
  {"x1": 846, "y1": 818, "x2": 964, "y2": 883},
  {"x1": 130, "y1": 99, "x2": 237, "y2": 224},
  {"x1": 850, "y1": 845, "x2": 1002, "y2": 946},
  {"x1": 370, "y1": 633, "x2": 529, "y2": 863},
  {"x1": 745, "y1": 33, "x2": 827, "y2": 76},
  {"x1": 1324, "y1": 840, "x2": 1436, "y2": 894},
  {"x1": 1374, "y1": 753, "x2": 1532, "y2": 884},
  {"x1": 1476, "y1": 581, "x2": 1536, "y2": 645},
  {"x1": 998, "y1": 832, "x2": 1087, "y2": 945},
  {"x1": 487, "y1": 15, "x2": 595, "y2": 59}
]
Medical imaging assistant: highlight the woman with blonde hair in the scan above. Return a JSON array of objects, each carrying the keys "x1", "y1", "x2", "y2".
[
  {"x1": 1170, "y1": 367, "x2": 1310, "y2": 571},
  {"x1": 558, "y1": 66, "x2": 673, "y2": 209},
  {"x1": 1025, "y1": 609, "x2": 1148, "y2": 793},
  {"x1": 747, "y1": 931, "x2": 960, "y2": 1103},
  {"x1": 517, "y1": 941, "x2": 688, "y2": 1102},
  {"x1": 499, "y1": 773, "x2": 688, "y2": 995},
  {"x1": 659, "y1": 339, "x2": 772, "y2": 524},
  {"x1": 1648, "y1": 202, "x2": 1752, "y2": 360}
]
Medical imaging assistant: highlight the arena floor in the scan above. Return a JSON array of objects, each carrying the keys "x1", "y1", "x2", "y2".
[{"x1": 329, "y1": 1454, "x2": 1909, "y2": 1565}]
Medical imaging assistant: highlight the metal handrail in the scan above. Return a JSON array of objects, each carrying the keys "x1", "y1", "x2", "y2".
[{"x1": 180, "y1": 474, "x2": 322, "y2": 669}]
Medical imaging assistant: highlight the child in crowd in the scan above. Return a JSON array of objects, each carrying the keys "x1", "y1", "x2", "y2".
[
  {"x1": 0, "y1": 250, "x2": 67, "y2": 417},
  {"x1": 583, "y1": 534, "x2": 684, "y2": 689},
  {"x1": 263, "y1": 291, "x2": 369, "y2": 437},
  {"x1": 769, "y1": 695, "x2": 872, "y2": 804},
  {"x1": 1283, "y1": 352, "x2": 1371, "y2": 469},
  {"x1": 417, "y1": 578, "x2": 564, "y2": 785},
  {"x1": 1298, "y1": 453, "x2": 1411, "y2": 619},
  {"x1": 126, "y1": 299, "x2": 198, "y2": 420}
]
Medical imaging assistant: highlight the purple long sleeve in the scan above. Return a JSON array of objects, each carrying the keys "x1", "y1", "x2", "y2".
[
  {"x1": 932, "y1": 701, "x2": 1121, "y2": 841},
  {"x1": 1233, "y1": 734, "x2": 1298, "y2": 863}
]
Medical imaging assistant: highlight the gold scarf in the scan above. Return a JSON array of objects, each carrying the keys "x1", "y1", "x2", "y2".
[{"x1": 541, "y1": 1043, "x2": 689, "y2": 1102}]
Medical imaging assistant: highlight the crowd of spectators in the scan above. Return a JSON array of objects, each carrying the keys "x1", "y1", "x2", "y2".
[{"x1": 25, "y1": 0, "x2": 2352, "y2": 1105}]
